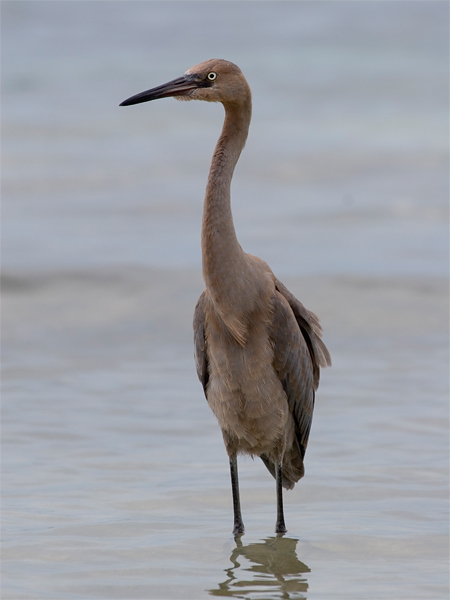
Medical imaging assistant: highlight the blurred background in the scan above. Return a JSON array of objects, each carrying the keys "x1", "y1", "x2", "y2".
[{"x1": 2, "y1": 2, "x2": 448, "y2": 599}]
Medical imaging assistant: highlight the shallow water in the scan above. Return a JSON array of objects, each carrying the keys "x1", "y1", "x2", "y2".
[{"x1": 2, "y1": 2, "x2": 449, "y2": 599}]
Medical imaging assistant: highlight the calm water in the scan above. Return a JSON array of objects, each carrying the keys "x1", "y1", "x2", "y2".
[{"x1": 2, "y1": 2, "x2": 449, "y2": 599}]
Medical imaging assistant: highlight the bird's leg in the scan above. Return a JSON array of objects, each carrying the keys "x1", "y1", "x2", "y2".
[
  {"x1": 229, "y1": 456, "x2": 245, "y2": 536},
  {"x1": 275, "y1": 461, "x2": 287, "y2": 534}
]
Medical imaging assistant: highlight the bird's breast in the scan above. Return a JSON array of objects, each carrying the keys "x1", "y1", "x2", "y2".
[{"x1": 204, "y1": 304, "x2": 288, "y2": 454}]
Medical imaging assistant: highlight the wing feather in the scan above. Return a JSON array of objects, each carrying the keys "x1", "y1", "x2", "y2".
[
  {"x1": 269, "y1": 291, "x2": 316, "y2": 458},
  {"x1": 275, "y1": 278, "x2": 331, "y2": 388},
  {"x1": 193, "y1": 291, "x2": 209, "y2": 399}
]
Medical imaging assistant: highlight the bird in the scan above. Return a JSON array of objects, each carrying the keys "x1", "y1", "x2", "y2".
[{"x1": 120, "y1": 59, "x2": 331, "y2": 535}]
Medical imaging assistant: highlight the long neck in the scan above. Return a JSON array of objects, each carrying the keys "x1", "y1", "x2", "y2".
[{"x1": 201, "y1": 99, "x2": 251, "y2": 302}]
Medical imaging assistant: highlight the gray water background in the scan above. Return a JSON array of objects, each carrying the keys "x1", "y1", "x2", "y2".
[{"x1": 2, "y1": 2, "x2": 449, "y2": 598}]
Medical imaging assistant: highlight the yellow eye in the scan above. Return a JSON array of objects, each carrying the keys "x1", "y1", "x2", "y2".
[{"x1": 207, "y1": 72, "x2": 217, "y2": 81}]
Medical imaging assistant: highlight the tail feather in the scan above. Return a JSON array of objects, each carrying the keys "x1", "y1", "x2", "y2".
[{"x1": 260, "y1": 451, "x2": 304, "y2": 490}]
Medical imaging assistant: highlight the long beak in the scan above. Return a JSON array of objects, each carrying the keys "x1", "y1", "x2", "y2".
[{"x1": 120, "y1": 75, "x2": 199, "y2": 106}]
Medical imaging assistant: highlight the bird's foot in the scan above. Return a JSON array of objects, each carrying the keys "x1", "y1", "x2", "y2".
[
  {"x1": 232, "y1": 521, "x2": 245, "y2": 536},
  {"x1": 275, "y1": 521, "x2": 287, "y2": 535}
]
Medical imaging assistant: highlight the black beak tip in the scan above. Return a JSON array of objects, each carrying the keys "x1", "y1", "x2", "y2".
[{"x1": 119, "y1": 93, "x2": 153, "y2": 107}]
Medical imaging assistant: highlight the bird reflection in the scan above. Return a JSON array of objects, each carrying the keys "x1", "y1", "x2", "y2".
[{"x1": 209, "y1": 535, "x2": 310, "y2": 599}]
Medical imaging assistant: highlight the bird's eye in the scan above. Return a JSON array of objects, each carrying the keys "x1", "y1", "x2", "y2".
[{"x1": 207, "y1": 72, "x2": 217, "y2": 81}]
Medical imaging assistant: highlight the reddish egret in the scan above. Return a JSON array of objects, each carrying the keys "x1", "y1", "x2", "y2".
[{"x1": 120, "y1": 59, "x2": 331, "y2": 535}]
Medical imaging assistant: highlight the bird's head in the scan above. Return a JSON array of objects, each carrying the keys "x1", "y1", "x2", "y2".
[{"x1": 120, "y1": 59, "x2": 251, "y2": 107}]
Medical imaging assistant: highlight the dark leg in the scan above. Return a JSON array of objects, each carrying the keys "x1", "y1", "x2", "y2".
[
  {"x1": 275, "y1": 461, "x2": 287, "y2": 534},
  {"x1": 229, "y1": 456, "x2": 245, "y2": 535}
]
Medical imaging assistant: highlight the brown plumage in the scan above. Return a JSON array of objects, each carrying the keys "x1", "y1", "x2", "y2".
[{"x1": 121, "y1": 59, "x2": 331, "y2": 535}]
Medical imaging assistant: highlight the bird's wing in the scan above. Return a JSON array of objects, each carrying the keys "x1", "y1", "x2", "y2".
[
  {"x1": 269, "y1": 291, "x2": 317, "y2": 459},
  {"x1": 274, "y1": 278, "x2": 331, "y2": 389},
  {"x1": 193, "y1": 291, "x2": 209, "y2": 398}
]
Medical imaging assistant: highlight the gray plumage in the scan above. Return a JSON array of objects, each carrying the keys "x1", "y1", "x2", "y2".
[{"x1": 121, "y1": 58, "x2": 331, "y2": 535}]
